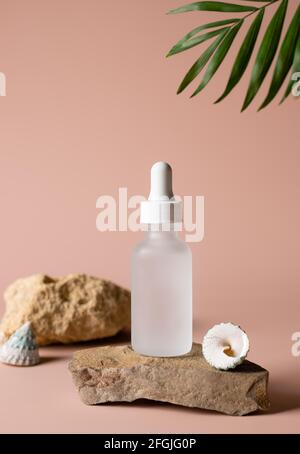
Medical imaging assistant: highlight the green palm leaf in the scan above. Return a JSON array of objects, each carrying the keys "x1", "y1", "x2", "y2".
[
  {"x1": 167, "y1": 0, "x2": 300, "y2": 109},
  {"x1": 191, "y1": 21, "x2": 243, "y2": 97},
  {"x1": 167, "y1": 19, "x2": 239, "y2": 57},
  {"x1": 259, "y1": 5, "x2": 300, "y2": 109},
  {"x1": 215, "y1": 9, "x2": 264, "y2": 103},
  {"x1": 177, "y1": 31, "x2": 228, "y2": 93},
  {"x1": 242, "y1": 0, "x2": 288, "y2": 111},
  {"x1": 168, "y1": 1, "x2": 258, "y2": 14},
  {"x1": 281, "y1": 26, "x2": 300, "y2": 102},
  {"x1": 167, "y1": 26, "x2": 231, "y2": 56}
]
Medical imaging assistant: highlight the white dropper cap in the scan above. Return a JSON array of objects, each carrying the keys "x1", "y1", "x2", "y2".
[
  {"x1": 140, "y1": 161, "x2": 182, "y2": 224},
  {"x1": 149, "y1": 162, "x2": 174, "y2": 201}
]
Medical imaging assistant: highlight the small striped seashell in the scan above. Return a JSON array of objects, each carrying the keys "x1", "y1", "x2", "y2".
[{"x1": 0, "y1": 322, "x2": 40, "y2": 366}]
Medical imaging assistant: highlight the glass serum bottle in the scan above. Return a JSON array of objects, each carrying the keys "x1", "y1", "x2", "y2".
[{"x1": 131, "y1": 162, "x2": 192, "y2": 357}]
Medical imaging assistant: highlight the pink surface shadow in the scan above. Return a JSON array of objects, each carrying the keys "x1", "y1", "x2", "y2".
[{"x1": 269, "y1": 382, "x2": 300, "y2": 414}]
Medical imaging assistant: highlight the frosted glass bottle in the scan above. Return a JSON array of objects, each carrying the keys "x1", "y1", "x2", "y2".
[{"x1": 131, "y1": 226, "x2": 192, "y2": 357}]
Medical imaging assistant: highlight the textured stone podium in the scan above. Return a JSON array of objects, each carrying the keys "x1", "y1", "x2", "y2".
[{"x1": 69, "y1": 343, "x2": 269, "y2": 416}]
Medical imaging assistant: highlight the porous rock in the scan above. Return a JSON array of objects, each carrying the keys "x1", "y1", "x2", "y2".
[
  {"x1": 69, "y1": 343, "x2": 270, "y2": 416},
  {"x1": 0, "y1": 274, "x2": 130, "y2": 345}
]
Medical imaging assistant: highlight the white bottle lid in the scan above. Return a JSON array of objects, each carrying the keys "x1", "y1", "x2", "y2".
[{"x1": 140, "y1": 162, "x2": 183, "y2": 224}]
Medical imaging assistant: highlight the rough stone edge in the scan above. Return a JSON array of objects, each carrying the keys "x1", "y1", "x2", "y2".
[
  {"x1": 68, "y1": 360, "x2": 270, "y2": 416},
  {"x1": 245, "y1": 372, "x2": 270, "y2": 414}
]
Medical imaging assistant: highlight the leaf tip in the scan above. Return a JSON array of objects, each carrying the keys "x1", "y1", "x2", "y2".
[
  {"x1": 257, "y1": 103, "x2": 266, "y2": 112},
  {"x1": 214, "y1": 95, "x2": 223, "y2": 104},
  {"x1": 167, "y1": 48, "x2": 177, "y2": 57},
  {"x1": 279, "y1": 92, "x2": 289, "y2": 104},
  {"x1": 241, "y1": 94, "x2": 251, "y2": 112}
]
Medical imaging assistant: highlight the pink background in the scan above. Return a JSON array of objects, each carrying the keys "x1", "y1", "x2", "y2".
[{"x1": 0, "y1": 0, "x2": 299, "y2": 433}]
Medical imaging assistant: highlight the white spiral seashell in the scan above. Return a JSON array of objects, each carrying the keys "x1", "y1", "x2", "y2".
[{"x1": 202, "y1": 322, "x2": 249, "y2": 370}]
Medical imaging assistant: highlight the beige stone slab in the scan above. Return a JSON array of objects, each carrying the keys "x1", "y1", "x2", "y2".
[{"x1": 69, "y1": 343, "x2": 270, "y2": 416}]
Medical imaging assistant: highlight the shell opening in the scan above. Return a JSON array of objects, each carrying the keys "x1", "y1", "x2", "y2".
[
  {"x1": 202, "y1": 322, "x2": 250, "y2": 370},
  {"x1": 223, "y1": 345, "x2": 235, "y2": 357}
]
